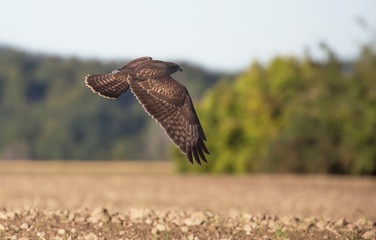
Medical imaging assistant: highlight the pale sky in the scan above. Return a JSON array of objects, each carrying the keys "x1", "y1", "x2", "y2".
[{"x1": 0, "y1": 0, "x2": 375, "y2": 71}]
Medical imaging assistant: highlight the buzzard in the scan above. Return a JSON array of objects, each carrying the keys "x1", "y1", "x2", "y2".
[{"x1": 85, "y1": 57, "x2": 209, "y2": 164}]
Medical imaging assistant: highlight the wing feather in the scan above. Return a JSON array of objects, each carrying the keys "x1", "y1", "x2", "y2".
[
  {"x1": 85, "y1": 57, "x2": 152, "y2": 99},
  {"x1": 85, "y1": 73, "x2": 129, "y2": 99},
  {"x1": 129, "y1": 74, "x2": 209, "y2": 164}
]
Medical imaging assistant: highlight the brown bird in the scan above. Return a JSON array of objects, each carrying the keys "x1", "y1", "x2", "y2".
[{"x1": 85, "y1": 57, "x2": 209, "y2": 164}]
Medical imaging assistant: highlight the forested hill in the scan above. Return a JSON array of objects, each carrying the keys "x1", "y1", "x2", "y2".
[{"x1": 0, "y1": 47, "x2": 225, "y2": 160}]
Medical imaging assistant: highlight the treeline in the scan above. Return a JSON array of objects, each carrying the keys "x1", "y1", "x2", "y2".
[
  {"x1": 2, "y1": 42, "x2": 375, "y2": 175},
  {"x1": 0, "y1": 47, "x2": 222, "y2": 160},
  {"x1": 174, "y1": 44, "x2": 376, "y2": 175}
]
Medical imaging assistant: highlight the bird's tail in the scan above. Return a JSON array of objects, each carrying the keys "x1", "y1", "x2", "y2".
[{"x1": 85, "y1": 73, "x2": 129, "y2": 99}]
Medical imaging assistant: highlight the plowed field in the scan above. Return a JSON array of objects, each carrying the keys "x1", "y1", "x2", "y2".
[{"x1": 0, "y1": 161, "x2": 375, "y2": 239}]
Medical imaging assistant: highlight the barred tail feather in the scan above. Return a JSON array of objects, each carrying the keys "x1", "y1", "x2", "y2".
[{"x1": 85, "y1": 73, "x2": 129, "y2": 99}]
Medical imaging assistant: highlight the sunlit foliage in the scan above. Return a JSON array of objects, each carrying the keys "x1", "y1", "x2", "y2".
[{"x1": 174, "y1": 45, "x2": 376, "y2": 175}]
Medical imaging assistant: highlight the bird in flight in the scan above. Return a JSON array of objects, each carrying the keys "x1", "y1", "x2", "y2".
[{"x1": 85, "y1": 57, "x2": 209, "y2": 164}]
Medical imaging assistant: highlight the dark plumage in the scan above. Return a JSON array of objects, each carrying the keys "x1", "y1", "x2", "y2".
[{"x1": 85, "y1": 57, "x2": 209, "y2": 164}]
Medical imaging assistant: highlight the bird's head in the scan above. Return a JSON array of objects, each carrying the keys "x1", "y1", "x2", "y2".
[{"x1": 166, "y1": 62, "x2": 183, "y2": 74}]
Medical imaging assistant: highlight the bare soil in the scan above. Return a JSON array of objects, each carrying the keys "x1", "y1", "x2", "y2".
[{"x1": 0, "y1": 160, "x2": 375, "y2": 239}]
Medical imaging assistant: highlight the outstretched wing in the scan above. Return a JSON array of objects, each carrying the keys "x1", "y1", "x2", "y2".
[
  {"x1": 129, "y1": 74, "x2": 209, "y2": 164},
  {"x1": 85, "y1": 72, "x2": 130, "y2": 99},
  {"x1": 85, "y1": 57, "x2": 152, "y2": 99}
]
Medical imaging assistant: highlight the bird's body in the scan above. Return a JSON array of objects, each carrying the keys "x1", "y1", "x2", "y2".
[{"x1": 85, "y1": 57, "x2": 209, "y2": 164}]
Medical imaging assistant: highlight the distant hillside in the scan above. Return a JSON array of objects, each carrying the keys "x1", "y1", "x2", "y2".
[{"x1": 0, "y1": 47, "x2": 226, "y2": 160}]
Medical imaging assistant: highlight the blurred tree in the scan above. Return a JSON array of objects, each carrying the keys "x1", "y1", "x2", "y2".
[{"x1": 174, "y1": 43, "x2": 376, "y2": 175}]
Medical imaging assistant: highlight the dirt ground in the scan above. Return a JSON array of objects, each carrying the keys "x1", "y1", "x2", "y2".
[{"x1": 0, "y1": 160, "x2": 375, "y2": 239}]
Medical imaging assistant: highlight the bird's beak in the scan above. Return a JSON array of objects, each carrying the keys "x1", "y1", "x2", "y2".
[{"x1": 179, "y1": 67, "x2": 183, "y2": 72}]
